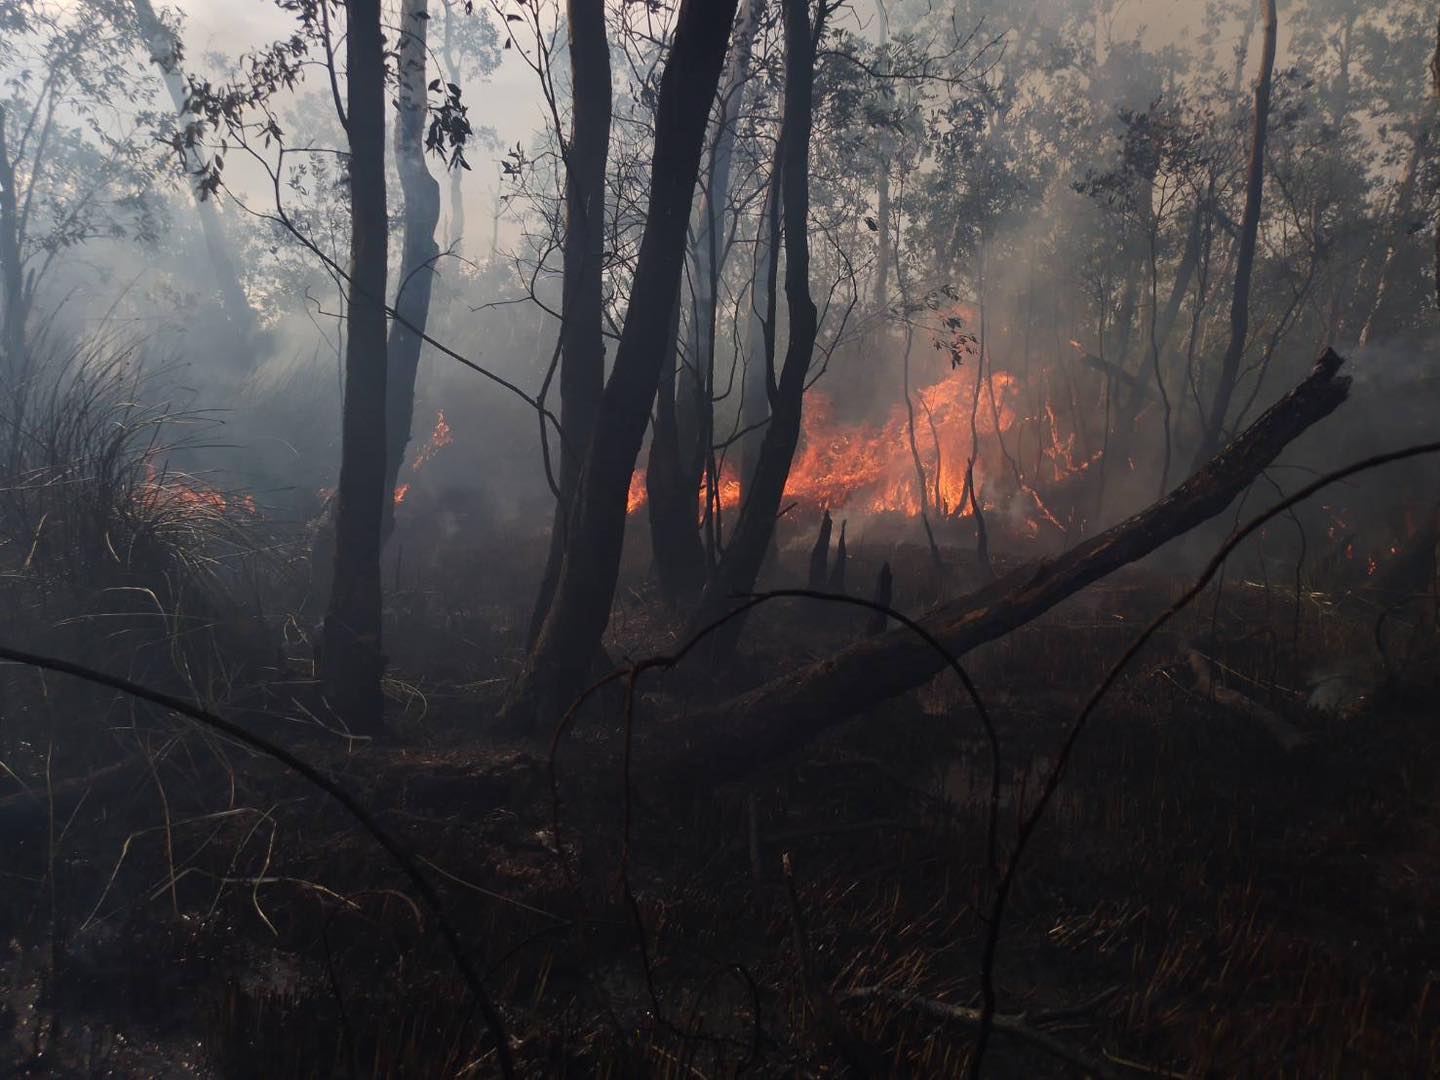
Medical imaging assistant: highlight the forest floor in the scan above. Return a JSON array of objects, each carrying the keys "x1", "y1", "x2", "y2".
[{"x1": 2, "y1": 534, "x2": 1438, "y2": 1078}]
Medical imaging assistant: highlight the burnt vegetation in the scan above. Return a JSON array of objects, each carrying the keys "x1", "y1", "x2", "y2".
[{"x1": 2, "y1": 0, "x2": 1439, "y2": 1076}]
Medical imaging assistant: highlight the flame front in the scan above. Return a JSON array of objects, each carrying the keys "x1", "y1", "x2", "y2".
[
  {"x1": 784, "y1": 366, "x2": 1018, "y2": 516},
  {"x1": 625, "y1": 363, "x2": 1040, "y2": 522}
]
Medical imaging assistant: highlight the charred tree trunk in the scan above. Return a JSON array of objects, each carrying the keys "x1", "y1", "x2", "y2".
[
  {"x1": 504, "y1": 0, "x2": 741, "y2": 728},
  {"x1": 807, "y1": 510, "x2": 832, "y2": 590},
  {"x1": 739, "y1": 151, "x2": 783, "y2": 487},
  {"x1": 646, "y1": 300, "x2": 708, "y2": 602},
  {"x1": 382, "y1": 0, "x2": 443, "y2": 540},
  {"x1": 129, "y1": 0, "x2": 257, "y2": 350},
  {"x1": 650, "y1": 0, "x2": 764, "y2": 602},
  {"x1": 688, "y1": 0, "x2": 821, "y2": 654},
  {"x1": 650, "y1": 351, "x2": 1351, "y2": 788},
  {"x1": 1194, "y1": 0, "x2": 1276, "y2": 467},
  {"x1": 320, "y1": 0, "x2": 390, "y2": 736},
  {"x1": 527, "y1": 0, "x2": 613, "y2": 644}
]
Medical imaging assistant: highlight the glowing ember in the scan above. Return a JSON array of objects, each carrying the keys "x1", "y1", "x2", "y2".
[
  {"x1": 411, "y1": 410, "x2": 453, "y2": 472},
  {"x1": 139, "y1": 464, "x2": 255, "y2": 515},
  {"x1": 627, "y1": 471, "x2": 647, "y2": 514},
  {"x1": 393, "y1": 483, "x2": 411, "y2": 505}
]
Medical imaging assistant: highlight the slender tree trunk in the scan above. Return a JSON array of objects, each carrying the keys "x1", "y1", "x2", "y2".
[
  {"x1": 645, "y1": 299, "x2": 707, "y2": 601},
  {"x1": 504, "y1": 0, "x2": 741, "y2": 727},
  {"x1": 1434, "y1": 11, "x2": 1440, "y2": 311},
  {"x1": 1194, "y1": 0, "x2": 1276, "y2": 467},
  {"x1": 688, "y1": 0, "x2": 821, "y2": 654},
  {"x1": 441, "y1": 0, "x2": 466, "y2": 254},
  {"x1": 1155, "y1": 197, "x2": 1204, "y2": 356},
  {"x1": 383, "y1": 0, "x2": 442, "y2": 539},
  {"x1": 527, "y1": 0, "x2": 613, "y2": 644},
  {"x1": 0, "y1": 107, "x2": 26, "y2": 374},
  {"x1": 129, "y1": 0, "x2": 256, "y2": 348},
  {"x1": 872, "y1": 0, "x2": 892, "y2": 309},
  {"x1": 321, "y1": 0, "x2": 390, "y2": 735},
  {"x1": 739, "y1": 156, "x2": 782, "y2": 485},
  {"x1": 1358, "y1": 122, "x2": 1429, "y2": 345},
  {"x1": 651, "y1": 0, "x2": 764, "y2": 602}
]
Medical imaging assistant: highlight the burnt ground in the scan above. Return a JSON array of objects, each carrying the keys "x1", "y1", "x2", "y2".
[{"x1": 1, "y1": 528, "x2": 1438, "y2": 1078}]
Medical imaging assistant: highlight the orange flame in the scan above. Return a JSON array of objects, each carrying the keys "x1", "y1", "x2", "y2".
[
  {"x1": 411, "y1": 410, "x2": 452, "y2": 472},
  {"x1": 626, "y1": 463, "x2": 743, "y2": 519},
  {"x1": 140, "y1": 464, "x2": 255, "y2": 515},
  {"x1": 782, "y1": 366, "x2": 1016, "y2": 515}
]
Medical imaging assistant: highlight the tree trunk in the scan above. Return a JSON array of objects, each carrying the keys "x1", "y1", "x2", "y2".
[
  {"x1": 651, "y1": 0, "x2": 764, "y2": 602},
  {"x1": 0, "y1": 106, "x2": 26, "y2": 374},
  {"x1": 320, "y1": 0, "x2": 390, "y2": 736},
  {"x1": 441, "y1": 0, "x2": 466, "y2": 254},
  {"x1": 503, "y1": 0, "x2": 741, "y2": 728},
  {"x1": 1194, "y1": 0, "x2": 1276, "y2": 467},
  {"x1": 872, "y1": 0, "x2": 892, "y2": 309},
  {"x1": 649, "y1": 350, "x2": 1351, "y2": 788},
  {"x1": 383, "y1": 0, "x2": 443, "y2": 540},
  {"x1": 688, "y1": 0, "x2": 821, "y2": 654},
  {"x1": 738, "y1": 153, "x2": 782, "y2": 486},
  {"x1": 1358, "y1": 122, "x2": 1429, "y2": 345},
  {"x1": 646, "y1": 299, "x2": 708, "y2": 602},
  {"x1": 129, "y1": 0, "x2": 257, "y2": 350},
  {"x1": 1434, "y1": 10, "x2": 1440, "y2": 311},
  {"x1": 527, "y1": 0, "x2": 613, "y2": 643}
]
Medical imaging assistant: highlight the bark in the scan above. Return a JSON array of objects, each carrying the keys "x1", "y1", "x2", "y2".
[
  {"x1": 1434, "y1": 11, "x2": 1440, "y2": 311},
  {"x1": 651, "y1": 0, "x2": 764, "y2": 602},
  {"x1": 648, "y1": 350, "x2": 1351, "y2": 787},
  {"x1": 503, "y1": 0, "x2": 741, "y2": 727},
  {"x1": 320, "y1": 0, "x2": 390, "y2": 736},
  {"x1": 129, "y1": 0, "x2": 256, "y2": 349},
  {"x1": 1194, "y1": 0, "x2": 1276, "y2": 467},
  {"x1": 527, "y1": 0, "x2": 613, "y2": 642},
  {"x1": 383, "y1": 0, "x2": 443, "y2": 539},
  {"x1": 688, "y1": 0, "x2": 821, "y2": 653}
]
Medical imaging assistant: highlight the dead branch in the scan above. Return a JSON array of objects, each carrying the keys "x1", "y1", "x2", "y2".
[{"x1": 1186, "y1": 648, "x2": 1307, "y2": 750}]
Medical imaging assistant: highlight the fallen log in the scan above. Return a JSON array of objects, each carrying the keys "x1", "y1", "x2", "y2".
[
  {"x1": 838, "y1": 985, "x2": 1127, "y2": 1080},
  {"x1": 647, "y1": 350, "x2": 1350, "y2": 786}
]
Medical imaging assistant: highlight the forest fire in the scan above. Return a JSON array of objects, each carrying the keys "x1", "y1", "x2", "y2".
[
  {"x1": 8, "y1": 0, "x2": 1440, "y2": 1075},
  {"x1": 627, "y1": 364, "x2": 1034, "y2": 522}
]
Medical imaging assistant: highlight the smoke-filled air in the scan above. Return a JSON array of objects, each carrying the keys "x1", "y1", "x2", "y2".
[{"x1": 3, "y1": 0, "x2": 1439, "y2": 1074}]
